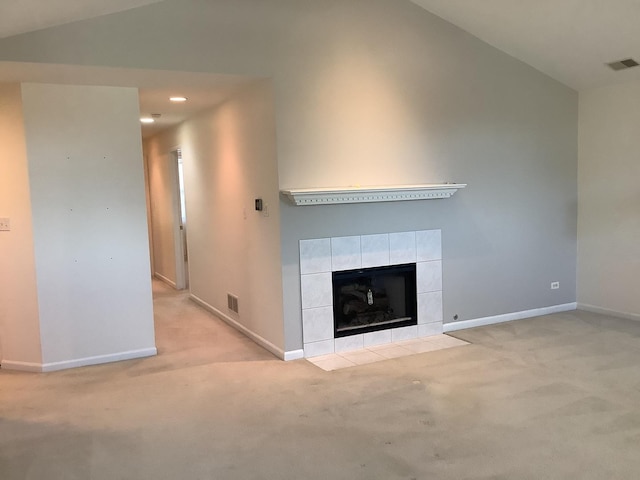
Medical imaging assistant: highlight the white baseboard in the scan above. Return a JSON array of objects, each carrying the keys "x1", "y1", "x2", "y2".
[
  {"x1": 189, "y1": 294, "x2": 296, "y2": 361},
  {"x1": 577, "y1": 303, "x2": 640, "y2": 322},
  {"x1": 1, "y1": 348, "x2": 158, "y2": 373},
  {"x1": 154, "y1": 272, "x2": 177, "y2": 289},
  {"x1": 0, "y1": 360, "x2": 43, "y2": 372},
  {"x1": 444, "y1": 302, "x2": 577, "y2": 333},
  {"x1": 284, "y1": 349, "x2": 304, "y2": 361}
]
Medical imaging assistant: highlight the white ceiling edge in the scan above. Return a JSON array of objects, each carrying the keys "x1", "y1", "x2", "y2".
[
  {"x1": 0, "y1": 62, "x2": 255, "y2": 89},
  {"x1": 0, "y1": 61, "x2": 260, "y2": 138},
  {"x1": 0, "y1": 0, "x2": 167, "y2": 39},
  {"x1": 410, "y1": 0, "x2": 640, "y2": 91}
]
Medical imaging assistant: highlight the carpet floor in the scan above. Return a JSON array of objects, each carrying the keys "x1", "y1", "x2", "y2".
[{"x1": 2, "y1": 281, "x2": 640, "y2": 479}]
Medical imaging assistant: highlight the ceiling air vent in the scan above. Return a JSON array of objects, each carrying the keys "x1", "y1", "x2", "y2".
[{"x1": 607, "y1": 58, "x2": 640, "y2": 71}]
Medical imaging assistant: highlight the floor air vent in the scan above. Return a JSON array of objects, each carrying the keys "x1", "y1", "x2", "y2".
[{"x1": 227, "y1": 294, "x2": 239, "y2": 314}]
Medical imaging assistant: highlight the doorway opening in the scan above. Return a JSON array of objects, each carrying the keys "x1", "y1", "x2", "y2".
[{"x1": 174, "y1": 149, "x2": 189, "y2": 290}]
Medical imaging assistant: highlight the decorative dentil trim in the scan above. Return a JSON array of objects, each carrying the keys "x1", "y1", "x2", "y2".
[{"x1": 281, "y1": 183, "x2": 466, "y2": 206}]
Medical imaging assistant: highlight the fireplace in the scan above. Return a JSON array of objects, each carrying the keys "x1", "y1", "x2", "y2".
[
  {"x1": 299, "y1": 230, "x2": 443, "y2": 358},
  {"x1": 333, "y1": 264, "x2": 417, "y2": 338}
]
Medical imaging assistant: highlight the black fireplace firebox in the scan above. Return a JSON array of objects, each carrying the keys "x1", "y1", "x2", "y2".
[{"x1": 332, "y1": 263, "x2": 417, "y2": 338}]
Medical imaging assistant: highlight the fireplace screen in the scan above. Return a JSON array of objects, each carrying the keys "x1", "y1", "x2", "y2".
[{"x1": 332, "y1": 263, "x2": 417, "y2": 338}]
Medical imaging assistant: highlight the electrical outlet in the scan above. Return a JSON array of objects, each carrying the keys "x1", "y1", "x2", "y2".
[
  {"x1": 262, "y1": 202, "x2": 269, "y2": 217},
  {"x1": 0, "y1": 218, "x2": 10, "y2": 231},
  {"x1": 551, "y1": 282, "x2": 560, "y2": 290}
]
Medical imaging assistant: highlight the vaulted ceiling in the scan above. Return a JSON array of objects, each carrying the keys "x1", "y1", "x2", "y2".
[
  {"x1": 0, "y1": 0, "x2": 166, "y2": 40},
  {"x1": 2, "y1": 0, "x2": 640, "y2": 92},
  {"x1": 2, "y1": 0, "x2": 639, "y2": 137},
  {"x1": 410, "y1": 0, "x2": 640, "y2": 90}
]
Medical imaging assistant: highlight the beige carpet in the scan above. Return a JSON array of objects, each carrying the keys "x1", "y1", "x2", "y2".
[{"x1": 2, "y1": 281, "x2": 640, "y2": 479}]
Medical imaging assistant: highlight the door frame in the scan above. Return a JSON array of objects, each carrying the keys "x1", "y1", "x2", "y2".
[{"x1": 170, "y1": 148, "x2": 188, "y2": 290}]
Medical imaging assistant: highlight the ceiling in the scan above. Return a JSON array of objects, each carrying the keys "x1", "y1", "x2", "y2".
[
  {"x1": 0, "y1": 0, "x2": 166, "y2": 39},
  {"x1": 0, "y1": 0, "x2": 639, "y2": 124},
  {"x1": 410, "y1": 0, "x2": 640, "y2": 90},
  {"x1": 0, "y1": 62, "x2": 256, "y2": 138}
]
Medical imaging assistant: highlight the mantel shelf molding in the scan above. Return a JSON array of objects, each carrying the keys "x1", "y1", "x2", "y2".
[{"x1": 281, "y1": 183, "x2": 467, "y2": 206}]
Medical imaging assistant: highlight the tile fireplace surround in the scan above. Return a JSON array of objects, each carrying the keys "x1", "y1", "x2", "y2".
[{"x1": 300, "y1": 230, "x2": 443, "y2": 358}]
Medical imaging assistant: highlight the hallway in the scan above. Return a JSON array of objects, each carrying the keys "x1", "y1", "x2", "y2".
[{"x1": 149, "y1": 280, "x2": 277, "y2": 371}]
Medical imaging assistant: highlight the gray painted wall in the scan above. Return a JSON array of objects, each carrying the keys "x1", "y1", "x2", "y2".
[{"x1": 0, "y1": 0, "x2": 578, "y2": 354}]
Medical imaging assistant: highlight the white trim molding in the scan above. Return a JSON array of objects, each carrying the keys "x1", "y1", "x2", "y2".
[
  {"x1": 578, "y1": 303, "x2": 640, "y2": 322},
  {"x1": 1, "y1": 348, "x2": 158, "y2": 372},
  {"x1": 444, "y1": 303, "x2": 577, "y2": 332},
  {"x1": 281, "y1": 183, "x2": 466, "y2": 206},
  {"x1": 154, "y1": 272, "x2": 177, "y2": 289},
  {"x1": 0, "y1": 360, "x2": 43, "y2": 372},
  {"x1": 189, "y1": 294, "x2": 293, "y2": 361},
  {"x1": 284, "y1": 349, "x2": 305, "y2": 361}
]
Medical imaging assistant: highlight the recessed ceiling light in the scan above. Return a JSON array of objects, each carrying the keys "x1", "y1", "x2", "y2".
[
  {"x1": 140, "y1": 117, "x2": 155, "y2": 124},
  {"x1": 170, "y1": 96, "x2": 188, "y2": 102}
]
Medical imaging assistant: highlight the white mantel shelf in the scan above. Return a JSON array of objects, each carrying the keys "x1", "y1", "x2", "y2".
[{"x1": 281, "y1": 183, "x2": 466, "y2": 206}]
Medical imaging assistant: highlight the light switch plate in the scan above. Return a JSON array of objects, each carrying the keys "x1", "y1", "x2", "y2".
[{"x1": 0, "y1": 218, "x2": 10, "y2": 231}]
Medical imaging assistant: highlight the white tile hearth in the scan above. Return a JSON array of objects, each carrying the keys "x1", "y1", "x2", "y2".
[
  {"x1": 401, "y1": 339, "x2": 444, "y2": 354},
  {"x1": 429, "y1": 335, "x2": 469, "y2": 348},
  {"x1": 371, "y1": 345, "x2": 413, "y2": 359},
  {"x1": 300, "y1": 229, "x2": 444, "y2": 358},
  {"x1": 339, "y1": 349, "x2": 386, "y2": 366},
  {"x1": 307, "y1": 334, "x2": 470, "y2": 371},
  {"x1": 310, "y1": 354, "x2": 358, "y2": 371}
]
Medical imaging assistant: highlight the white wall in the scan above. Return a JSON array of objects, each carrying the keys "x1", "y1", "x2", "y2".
[
  {"x1": 0, "y1": 0, "x2": 578, "y2": 355},
  {"x1": 0, "y1": 83, "x2": 42, "y2": 367},
  {"x1": 20, "y1": 83, "x2": 156, "y2": 368},
  {"x1": 147, "y1": 150, "x2": 178, "y2": 286},
  {"x1": 145, "y1": 81, "x2": 284, "y2": 353},
  {"x1": 578, "y1": 82, "x2": 640, "y2": 319}
]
